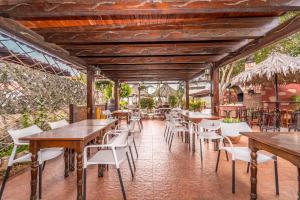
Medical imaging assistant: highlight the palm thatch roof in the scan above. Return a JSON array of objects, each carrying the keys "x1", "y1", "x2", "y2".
[
  {"x1": 130, "y1": 84, "x2": 152, "y2": 97},
  {"x1": 231, "y1": 52, "x2": 300, "y2": 86},
  {"x1": 152, "y1": 83, "x2": 177, "y2": 97}
]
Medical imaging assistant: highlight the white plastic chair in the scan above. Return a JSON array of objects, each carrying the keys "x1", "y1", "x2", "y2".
[
  {"x1": 0, "y1": 125, "x2": 63, "y2": 199},
  {"x1": 167, "y1": 116, "x2": 189, "y2": 150},
  {"x1": 48, "y1": 119, "x2": 69, "y2": 129},
  {"x1": 130, "y1": 111, "x2": 143, "y2": 131},
  {"x1": 103, "y1": 110, "x2": 113, "y2": 119},
  {"x1": 215, "y1": 122, "x2": 279, "y2": 194},
  {"x1": 191, "y1": 119, "x2": 224, "y2": 164},
  {"x1": 114, "y1": 121, "x2": 138, "y2": 170},
  {"x1": 83, "y1": 129, "x2": 134, "y2": 200},
  {"x1": 48, "y1": 119, "x2": 74, "y2": 175}
]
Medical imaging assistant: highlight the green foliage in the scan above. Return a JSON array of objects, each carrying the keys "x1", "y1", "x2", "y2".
[
  {"x1": 168, "y1": 95, "x2": 178, "y2": 108},
  {"x1": 291, "y1": 95, "x2": 300, "y2": 110},
  {"x1": 279, "y1": 12, "x2": 298, "y2": 23},
  {"x1": 223, "y1": 117, "x2": 241, "y2": 123},
  {"x1": 20, "y1": 110, "x2": 31, "y2": 128},
  {"x1": 140, "y1": 97, "x2": 155, "y2": 110},
  {"x1": 138, "y1": 84, "x2": 148, "y2": 92},
  {"x1": 231, "y1": 60, "x2": 246, "y2": 77},
  {"x1": 120, "y1": 83, "x2": 132, "y2": 98},
  {"x1": 119, "y1": 100, "x2": 128, "y2": 109},
  {"x1": 95, "y1": 80, "x2": 113, "y2": 92},
  {"x1": 0, "y1": 144, "x2": 28, "y2": 158},
  {"x1": 104, "y1": 84, "x2": 113, "y2": 102},
  {"x1": 189, "y1": 99, "x2": 205, "y2": 111},
  {"x1": 33, "y1": 101, "x2": 48, "y2": 129}
]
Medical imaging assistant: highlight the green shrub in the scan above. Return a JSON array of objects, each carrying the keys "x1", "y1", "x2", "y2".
[
  {"x1": 120, "y1": 83, "x2": 132, "y2": 99},
  {"x1": 20, "y1": 110, "x2": 31, "y2": 128},
  {"x1": 223, "y1": 117, "x2": 241, "y2": 123},
  {"x1": 189, "y1": 99, "x2": 205, "y2": 111},
  {"x1": 119, "y1": 100, "x2": 128, "y2": 109},
  {"x1": 291, "y1": 95, "x2": 300, "y2": 110},
  {"x1": 140, "y1": 97, "x2": 155, "y2": 110},
  {"x1": 0, "y1": 144, "x2": 28, "y2": 158},
  {"x1": 168, "y1": 95, "x2": 178, "y2": 108}
]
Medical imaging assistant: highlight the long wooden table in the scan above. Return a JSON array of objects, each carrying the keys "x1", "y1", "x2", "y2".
[
  {"x1": 181, "y1": 110, "x2": 221, "y2": 152},
  {"x1": 112, "y1": 110, "x2": 132, "y2": 123},
  {"x1": 21, "y1": 119, "x2": 118, "y2": 200},
  {"x1": 241, "y1": 132, "x2": 300, "y2": 200}
]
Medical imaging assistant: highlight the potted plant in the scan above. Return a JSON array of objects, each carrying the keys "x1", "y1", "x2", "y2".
[
  {"x1": 221, "y1": 118, "x2": 251, "y2": 144},
  {"x1": 291, "y1": 95, "x2": 300, "y2": 111},
  {"x1": 168, "y1": 95, "x2": 178, "y2": 108}
]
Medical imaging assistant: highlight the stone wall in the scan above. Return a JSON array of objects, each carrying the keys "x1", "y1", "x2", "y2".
[{"x1": 0, "y1": 62, "x2": 87, "y2": 151}]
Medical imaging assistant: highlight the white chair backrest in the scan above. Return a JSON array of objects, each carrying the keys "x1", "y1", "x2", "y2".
[
  {"x1": 220, "y1": 122, "x2": 252, "y2": 137},
  {"x1": 48, "y1": 119, "x2": 69, "y2": 129},
  {"x1": 201, "y1": 109, "x2": 211, "y2": 115},
  {"x1": 199, "y1": 119, "x2": 222, "y2": 131},
  {"x1": 111, "y1": 130, "x2": 129, "y2": 147},
  {"x1": 165, "y1": 113, "x2": 170, "y2": 121},
  {"x1": 8, "y1": 125, "x2": 42, "y2": 145},
  {"x1": 103, "y1": 110, "x2": 112, "y2": 118}
]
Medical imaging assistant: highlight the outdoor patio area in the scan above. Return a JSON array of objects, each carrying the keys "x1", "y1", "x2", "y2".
[
  {"x1": 1, "y1": 120, "x2": 298, "y2": 200},
  {"x1": 1, "y1": 2, "x2": 300, "y2": 200}
]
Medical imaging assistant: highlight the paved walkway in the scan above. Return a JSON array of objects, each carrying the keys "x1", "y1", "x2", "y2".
[{"x1": 3, "y1": 120, "x2": 298, "y2": 199}]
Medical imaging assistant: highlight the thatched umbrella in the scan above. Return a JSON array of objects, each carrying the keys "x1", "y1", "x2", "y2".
[
  {"x1": 152, "y1": 83, "x2": 177, "y2": 97},
  {"x1": 231, "y1": 52, "x2": 300, "y2": 128}
]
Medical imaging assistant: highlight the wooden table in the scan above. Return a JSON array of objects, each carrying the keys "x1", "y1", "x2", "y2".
[
  {"x1": 181, "y1": 111, "x2": 221, "y2": 152},
  {"x1": 112, "y1": 110, "x2": 132, "y2": 123},
  {"x1": 219, "y1": 105, "x2": 246, "y2": 118},
  {"x1": 241, "y1": 132, "x2": 300, "y2": 200},
  {"x1": 21, "y1": 119, "x2": 117, "y2": 200}
]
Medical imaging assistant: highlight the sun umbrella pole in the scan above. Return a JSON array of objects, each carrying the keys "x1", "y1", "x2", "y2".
[{"x1": 274, "y1": 73, "x2": 280, "y2": 129}]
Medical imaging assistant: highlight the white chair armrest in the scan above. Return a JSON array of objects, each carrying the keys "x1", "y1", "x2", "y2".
[
  {"x1": 102, "y1": 131, "x2": 121, "y2": 144},
  {"x1": 220, "y1": 136, "x2": 236, "y2": 160}
]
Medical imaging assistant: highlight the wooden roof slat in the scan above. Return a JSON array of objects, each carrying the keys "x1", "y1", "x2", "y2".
[
  {"x1": 63, "y1": 41, "x2": 250, "y2": 57},
  {"x1": 85, "y1": 55, "x2": 223, "y2": 65},
  {"x1": 29, "y1": 17, "x2": 278, "y2": 31},
  {"x1": 98, "y1": 64, "x2": 207, "y2": 70},
  {"x1": 42, "y1": 28, "x2": 266, "y2": 44},
  {"x1": 0, "y1": 1, "x2": 299, "y2": 18}
]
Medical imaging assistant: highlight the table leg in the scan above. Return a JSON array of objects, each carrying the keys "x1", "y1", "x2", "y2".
[
  {"x1": 64, "y1": 148, "x2": 69, "y2": 177},
  {"x1": 70, "y1": 149, "x2": 75, "y2": 171},
  {"x1": 30, "y1": 143, "x2": 38, "y2": 200},
  {"x1": 298, "y1": 168, "x2": 300, "y2": 200},
  {"x1": 77, "y1": 151, "x2": 83, "y2": 200},
  {"x1": 250, "y1": 149, "x2": 258, "y2": 200},
  {"x1": 192, "y1": 131, "x2": 195, "y2": 152}
]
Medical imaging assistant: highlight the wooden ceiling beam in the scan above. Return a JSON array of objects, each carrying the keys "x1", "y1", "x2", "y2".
[
  {"x1": 31, "y1": 17, "x2": 278, "y2": 32},
  {"x1": 102, "y1": 70, "x2": 199, "y2": 74},
  {"x1": 85, "y1": 55, "x2": 224, "y2": 65},
  {"x1": 98, "y1": 64, "x2": 208, "y2": 70},
  {"x1": 218, "y1": 14, "x2": 300, "y2": 67},
  {"x1": 41, "y1": 28, "x2": 265, "y2": 44},
  {"x1": 0, "y1": 1, "x2": 299, "y2": 18},
  {"x1": 64, "y1": 41, "x2": 250, "y2": 57}
]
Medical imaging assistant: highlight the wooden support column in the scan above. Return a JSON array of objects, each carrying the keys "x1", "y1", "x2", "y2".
[
  {"x1": 114, "y1": 80, "x2": 119, "y2": 110},
  {"x1": 87, "y1": 67, "x2": 95, "y2": 119},
  {"x1": 211, "y1": 65, "x2": 220, "y2": 116},
  {"x1": 185, "y1": 80, "x2": 189, "y2": 110}
]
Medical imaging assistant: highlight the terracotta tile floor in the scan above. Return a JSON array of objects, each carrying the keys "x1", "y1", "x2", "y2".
[{"x1": 2, "y1": 120, "x2": 299, "y2": 200}]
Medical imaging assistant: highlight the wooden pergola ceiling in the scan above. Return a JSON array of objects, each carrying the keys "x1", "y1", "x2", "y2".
[{"x1": 0, "y1": 1, "x2": 300, "y2": 81}]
